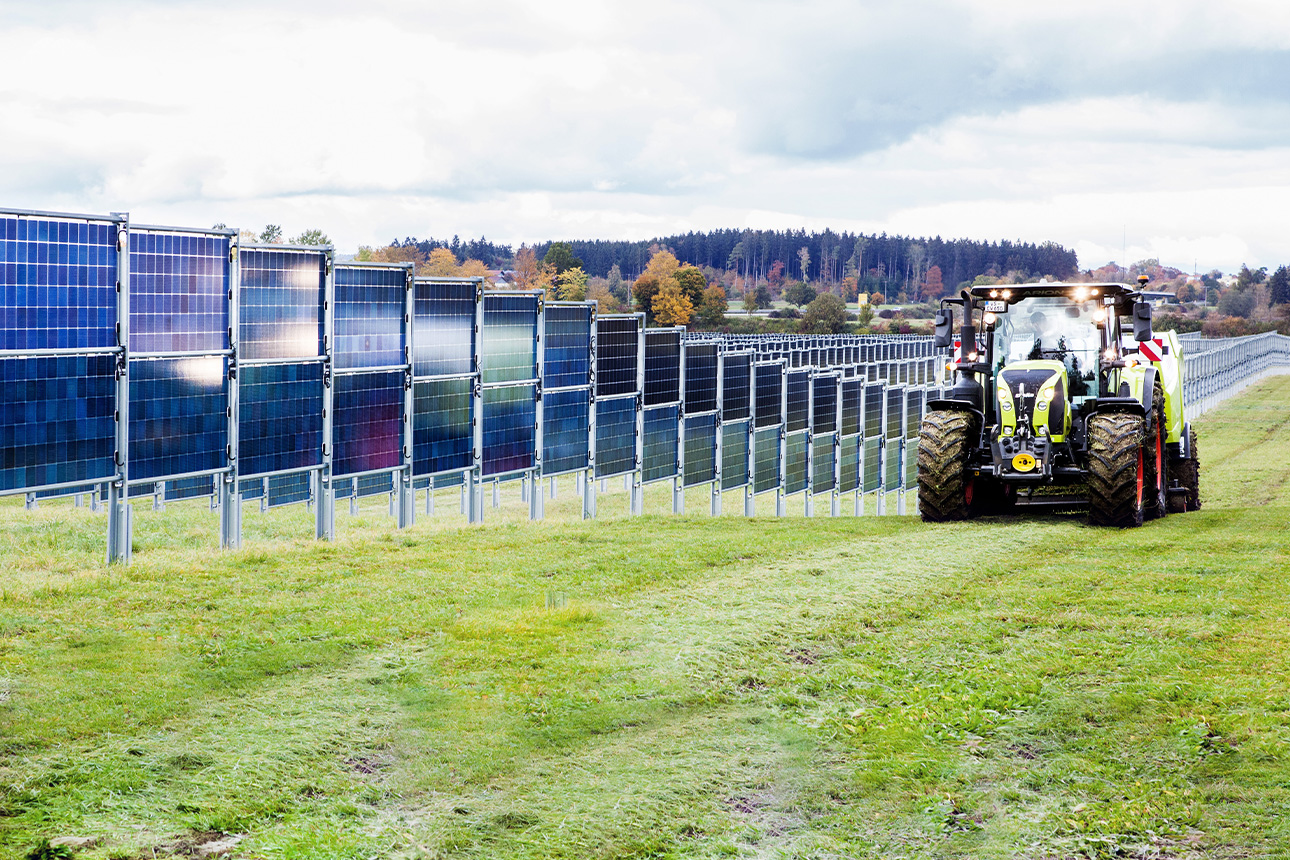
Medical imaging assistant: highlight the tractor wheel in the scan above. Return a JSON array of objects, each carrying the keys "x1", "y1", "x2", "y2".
[
  {"x1": 917, "y1": 409, "x2": 977, "y2": 522},
  {"x1": 1177, "y1": 427, "x2": 1201, "y2": 512},
  {"x1": 1143, "y1": 383, "x2": 1169, "y2": 520},
  {"x1": 1087, "y1": 412, "x2": 1147, "y2": 528}
]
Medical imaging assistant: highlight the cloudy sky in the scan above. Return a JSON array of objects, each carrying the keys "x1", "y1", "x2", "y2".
[{"x1": 2, "y1": 0, "x2": 1289, "y2": 273}]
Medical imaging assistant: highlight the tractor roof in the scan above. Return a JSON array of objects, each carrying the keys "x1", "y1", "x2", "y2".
[{"x1": 967, "y1": 282, "x2": 1138, "y2": 301}]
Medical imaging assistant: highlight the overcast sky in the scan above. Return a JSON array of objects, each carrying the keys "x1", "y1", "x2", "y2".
[{"x1": 2, "y1": 0, "x2": 1289, "y2": 273}]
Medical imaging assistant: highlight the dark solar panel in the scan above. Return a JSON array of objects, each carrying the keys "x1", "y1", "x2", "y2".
[
  {"x1": 642, "y1": 405, "x2": 679, "y2": 482},
  {"x1": 812, "y1": 375, "x2": 837, "y2": 433},
  {"x1": 334, "y1": 266, "x2": 406, "y2": 370},
  {"x1": 0, "y1": 215, "x2": 118, "y2": 351},
  {"x1": 722, "y1": 353, "x2": 751, "y2": 421},
  {"x1": 481, "y1": 294, "x2": 538, "y2": 384},
  {"x1": 885, "y1": 438, "x2": 903, "y2": 488},
  {"x1": 752, "y1": 426, "x2": 780, "y2": 493},
  {"x1": 886, "y1": 386, "x2": 905, "y2": 439},
  {"x1": 721, "y1": 419, "x2": 749, "y2": 490},
  {"x1": 413, "y1": 376, "x2": 473, "y2": 477},
  {"x1": 543, "y1": 304, "x2": 593, "y2": 389},
  {"x1": 542, "y1": 387, "x2": 590, "y2": 475},
  {"x1": 237, "y1": 361, "x2": 324, "y2": 476},
  {"x1": 684, "y1": 342, "x2": 717, "y2": 413},
  {"x1": 594, "y1": 396, "x2": 636, "y2": 478},
  {"x1": 239, "y1": 248, "x2": 325, "y2": 361},
  {"x1": 129, "y1": 230, "x2": 228, "y2": 353},
  {"x1": 643, "y1": 329, "x2": 681, "y2": 406},
  {"x1": 333, "y1": 370, "x2": 403, "y2": 476},
  {"x1": 864, "y1": 382, "x2": 885, "y2": 438},
  {"x1": 906, "y1": 388, "x2": 924, "y2": 439},
  {"x1": 128, "y1": 356, "x2": 227, "y2": 481},
  {"x1": 0, "y1": 354, "x2": 116, "y2": 492},
  {"x1": 682, "y1": 412, "x2": 716, "y2": 487},
  {"x1": 841, "y1": 378, "x2": 862, "y2": 437},
  {"x1": 413, "y1": 280, "x2": 475, "y2": 377},
  {"x1": 482, "y1": 384, "x2": 536, "y2": 475},
  {"x1": 356, "y1": 471, "x2": 395, "y2": 498},
  {"x1": 166, "y1": 474, "x2": 218, "y2": 501},
  {"x1": 786, "y1": 371, "x2": 810, "y2": 432},
  {"x1": 754, "y1": 363, "x2": 782, "y2": 428},
  {"x1": 268, "y1": 471, "x2": 311, "y2": 507},
  {"x1": 596, "y1": 317, "x2": 638, "y2": 397}
]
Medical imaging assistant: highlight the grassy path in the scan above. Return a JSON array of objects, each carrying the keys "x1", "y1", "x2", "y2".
[{"x1": 2, "y1": 377, "x2": 1289, "y2": 859}]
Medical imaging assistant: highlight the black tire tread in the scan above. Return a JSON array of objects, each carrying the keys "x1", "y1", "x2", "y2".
[
  {"x1": 1087, "y1": 412, "x2": 1146, "y2": 528},
  {"x1": 1144, "y1": 383, "x2": 1169, "y2": 520},
  {"x1": 917, "y1": 410, "x2": 976, "y2": 522}
]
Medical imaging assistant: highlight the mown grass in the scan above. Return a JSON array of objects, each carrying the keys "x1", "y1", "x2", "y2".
[{"x1": 2, "y1": 376, "x2": 1289, "y2": 859}]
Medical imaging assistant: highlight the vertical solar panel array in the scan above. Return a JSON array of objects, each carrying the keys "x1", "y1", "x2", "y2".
[
  {"x1": 1, "y1": 211, "x2": 122, "y2": 513},
  {"x1": 751, "y1": 362, "x2": 784, "y2": 495},
  {"x1": 332, "y1": 264, "x2": 410, "y2": 500},
  {"x1": 642, "y1": 328, "x2": 682, "y2": 485},
  {"x1": 811, "y1": 373, "x2": 838, "y2": 493},
  {"x1": 128, "y1": 227, "x2": 232, "y2": 503},
  {"x1": 412, "y1": 279, "x2": 477, "y2": 487},
  {"x1": 542, "y1": 303, "x2": 594, "y2": 477},
  {"x1": 594, "y1": 315, "x2": 641, "y2": 480},
  {"x1": 838, "y1": 378, "x2": 864, "y2": 494},
  {"x1": 480, "y1": 292, "x2": 540, "y2": 478},
  {"x1": 682, "y1": 341, "x2": 719, "y2": 489},
  {"x1": 720, "y1": 352, "x2": 751, "y2": 491}
]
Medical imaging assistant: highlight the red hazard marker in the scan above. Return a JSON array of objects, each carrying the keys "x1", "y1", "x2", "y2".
[{"x1": 1138, "y1": 338, "x2": 1164, "y2": 362}]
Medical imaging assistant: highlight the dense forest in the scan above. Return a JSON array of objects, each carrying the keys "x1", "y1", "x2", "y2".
[{"x1": 389, "y1": 229, "x2": 1078, "y2": 295}]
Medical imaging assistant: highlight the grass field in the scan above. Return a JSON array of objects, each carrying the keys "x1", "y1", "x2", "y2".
[{"x1": 3, "y1": 376, "x2": 1289, "y2": 860}]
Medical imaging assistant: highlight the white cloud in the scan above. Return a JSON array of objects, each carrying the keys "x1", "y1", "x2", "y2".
[{"x1": 1, "y1": 0, "x2": 1288, "y2": 272}]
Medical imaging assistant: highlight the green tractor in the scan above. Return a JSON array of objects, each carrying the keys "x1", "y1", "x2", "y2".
[{"x1": 917, "y1": 277, "x2": 1200, "y2": 526}]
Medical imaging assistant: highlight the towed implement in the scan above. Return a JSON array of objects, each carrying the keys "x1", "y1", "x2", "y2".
[{"x1": 918, "y1": 277, "x2": 1200, "y2": 526}]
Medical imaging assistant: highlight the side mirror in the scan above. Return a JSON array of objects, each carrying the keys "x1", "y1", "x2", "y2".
[
  {"x1": 1133, "y1": 301, "x2": 1153, "y2": 342},
  {"x1": 933, "y1": 309, "x2": 953, "y2": 348}
]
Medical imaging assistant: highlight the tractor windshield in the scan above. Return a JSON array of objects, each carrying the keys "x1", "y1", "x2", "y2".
[{"x1": 992, "y1": 296, "x2": 1101, "y2": 400}]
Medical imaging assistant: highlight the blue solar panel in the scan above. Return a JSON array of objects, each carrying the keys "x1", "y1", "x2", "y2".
[
  {"x1": 886, "y1": 386, "x2": 905, "y2": 439},
  {"x1": 334, "y1": 265, "x2": 406, "y2": 370},
  {"x1": 268, "y1": 472, "x2": 311, "y2": 507},
  {"x1": 682, "y1": 412, "x2": 716, "y2": 487},
  {"x1": 594, "y1": 396, "x2": 636, "y2": 478},
  {"x1": 238, "y1": 361, "x2": 324, "y2": 476},
  {"x1": 0, "y1": 354, "x2": 116, "y2": 492},
  {"x1": 333, "y1": 370, "x2": 403, "y2": 476},
  {"x1": 481, "y1": 294, "x2": 539, "y2": 385},
  {"x1": 723, "y1": 353, "x2": 751, "y2": 421},
  {"x1": 336, "y1": 471, "x2": 395, "y2": 500},
  {"x1": 721, "y1": 419, "x2": 749, "y2": 490},
  {"x1": 413, "y1": 377, "x2": 473, "y2": 477},
  {"x1": 128, "y1": 356, "x2": 227, "y2": 481},
  {"x1": 414, "y1": 280, "x2": 475, "y2": 377},
  {"x1": 166, "y1": 474, "x2": 218, "y2": 501},
  {"x1": 129, "y1": 230, "x2": 229, "y2": 353},
  {"x1": 239, "y1": 248, "x2": 325, "y2": 361},
  {"x1": 642, "y1": 405, "x2": 679, "y2": 482},
  {"x1": 839, "y1": 436, "x2": 860, "y2": 493},
  {"x1": 644, "y1": 330, "x2": 681, "y2": 406},
  {"x1": 543, "y1": 304, "x2": 593, "y2": 390},
  {"x1": 542, "y1": 387, "x2": 590, "y2": 475},
  {"x1": 596, "y1": 317, "x2": 638, "y2": 397},
  {"x1": 482, "y1": 384, "x2": 536, "y2": 476},
  {"x1": 0, "y1": 215, "x2": 118, "y2": 351},
  {"x1": 684, "y1": 343, "x2": 717, "y2": 414},
  {"x1": 863, "y1": 437, "x2": 882, "y2": 492},
  {"x1": 864, "y1": 382, "x2": 885, "y2": 437}
]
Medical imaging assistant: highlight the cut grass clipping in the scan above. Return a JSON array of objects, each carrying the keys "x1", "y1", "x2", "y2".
[{"x1": 2, "y1": 375, "x2": 1289, "y2": 859}]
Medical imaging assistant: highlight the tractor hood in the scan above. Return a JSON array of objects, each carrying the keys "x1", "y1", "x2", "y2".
[{"x1": 996, "y1": 359, "x2": 1069, "y2": 442}]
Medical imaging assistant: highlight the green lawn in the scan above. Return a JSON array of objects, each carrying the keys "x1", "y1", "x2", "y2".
[{"x1": 3, "y1": 376, "x2": 1290, "y2": 859}]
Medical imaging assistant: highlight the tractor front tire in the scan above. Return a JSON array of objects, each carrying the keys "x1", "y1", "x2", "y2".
[
  {"x1": 1087, "y1": 412, "x2": 1147, "y2": 528},
  {"x1": 917, "y1": 409, "x2": 977, "y2": 522}
]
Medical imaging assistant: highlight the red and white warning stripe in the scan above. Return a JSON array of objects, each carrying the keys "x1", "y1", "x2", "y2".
[{"x1": 1138, "y1": 337, "x2": 1164, "y2": 362}]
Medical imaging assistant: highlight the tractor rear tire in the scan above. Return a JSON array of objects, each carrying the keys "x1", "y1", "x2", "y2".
[
  {"x1": 1087, "y1": 412, "x2": 1147, "y2": 528},
  {"x1": 917, "y1": 409, "x2": 977, "y2": 522},
  {"x1": 1144, "y1": 383, "x2": 1169, "y2": 520}
]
